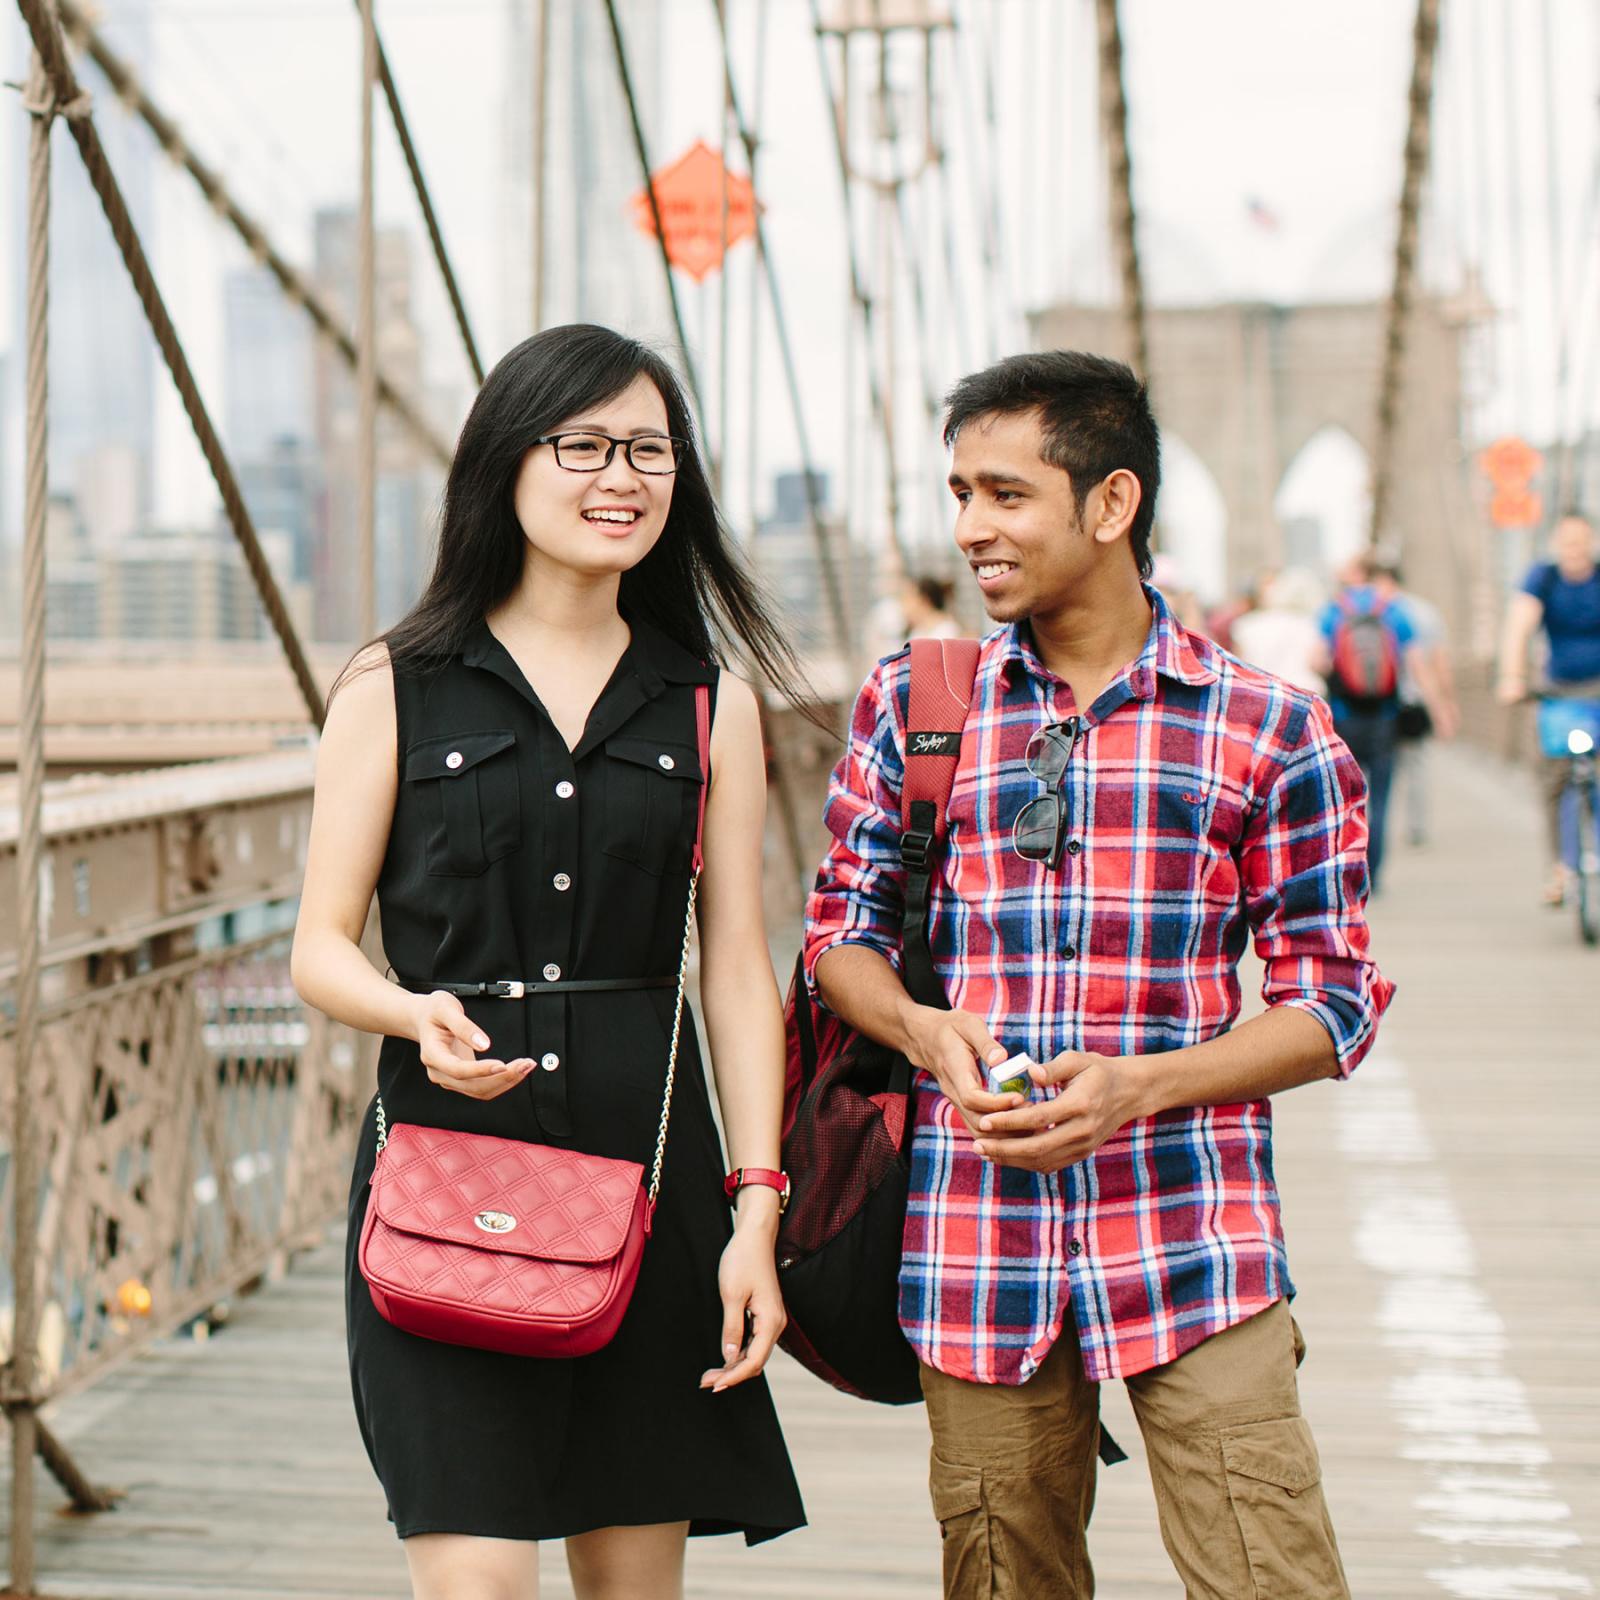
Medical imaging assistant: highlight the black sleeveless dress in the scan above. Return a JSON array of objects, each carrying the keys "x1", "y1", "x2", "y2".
[{"x1": 343, "y1": 614, "x2": 805, "y2": 1545}]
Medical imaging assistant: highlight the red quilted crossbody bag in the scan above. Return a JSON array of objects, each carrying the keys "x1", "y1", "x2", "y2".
[{"x1": 358, "y1": 683, "x2": 710, "y2": 1359}]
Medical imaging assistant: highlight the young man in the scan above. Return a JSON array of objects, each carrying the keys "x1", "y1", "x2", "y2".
[{"x1": 803, "y1": 352, "x2": 1392, "y2": 1598}]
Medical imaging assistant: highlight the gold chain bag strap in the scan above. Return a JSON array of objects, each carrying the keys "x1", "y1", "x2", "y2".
[{"x1": 358, "y1": 682, "x2": 712, "y2": 1358}]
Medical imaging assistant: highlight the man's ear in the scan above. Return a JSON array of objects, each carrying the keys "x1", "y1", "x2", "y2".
[{"x1": 1088, "y1": 469, "x2": 1142, "y2": 549}]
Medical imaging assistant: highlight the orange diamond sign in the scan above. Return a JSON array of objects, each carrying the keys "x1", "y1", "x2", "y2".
[
  {"x1": 1477, "y1": 435, "x2": 1545, "y2": 529},
  {"x1": 630, "y1": 140, "x2": 761, "y2": 283}
]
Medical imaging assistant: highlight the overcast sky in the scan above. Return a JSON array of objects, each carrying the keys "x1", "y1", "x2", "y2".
[{"x1": 3, "y1": 0, "x2": 1597, "y2": 596}]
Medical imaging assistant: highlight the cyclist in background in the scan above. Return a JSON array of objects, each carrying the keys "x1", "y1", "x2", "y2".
[{"x1": 1498, "y1": 511, "x2": 1600, "y2": 905}]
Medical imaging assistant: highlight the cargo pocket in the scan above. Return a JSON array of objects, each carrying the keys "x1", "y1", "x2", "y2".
[
  {"x1": 403, "y1": 729, "x2": 521, "y2": 877},
  {"x1": 930, "y1": 1455, "x2": 995, "y2": 1598},
  {"x1": 1220, "y1": 1416, "x2": 1348, "y2": 1599},
  {"x1": 600, "y1": 735, "x2": 702, "y2": 875}
]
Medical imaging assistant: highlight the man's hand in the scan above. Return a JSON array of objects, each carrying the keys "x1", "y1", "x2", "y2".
[
  {"x1": 969, "y1": 1051, "x2": 1143, "y2": 1172},
  {"x1": 901, "y1": 1004, "x2": 1024, "y2": 1134}
]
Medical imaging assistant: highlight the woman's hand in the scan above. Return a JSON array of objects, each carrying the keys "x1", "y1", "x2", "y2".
[
  {"x1": 410, "y1": 991, "x2": 535, "y2": 1099},
  {"x1": 700, "y1": 1205, "x2": 786, "y2": 1394}
]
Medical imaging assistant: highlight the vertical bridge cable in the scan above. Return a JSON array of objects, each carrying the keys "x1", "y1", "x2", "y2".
[
  {"x1": 357, "y1": 0, "x2": 484, "y2": 385},
  {"x1": 9, "y1": 44, "x2": 54, "y2": 1597},
  {"x1": 712, "y1": 0, "x2": 858, "y2": 666},
  {"x1": 808, "y1": 0, "x2": 914, "y2": 579},
  {"x1": 357, "y1": 0, "x2": 378, "y2": 642},
  {"x1": 16, "y1": 0, "x2": 327, "y2": 728},
  {"x1": 1093, "y1": 0, "x2": 1151, "y2": 387},
  {"x1": 10, "y1": 35, "x2": 118, "y2": 1596},
  {"x1": 1370, "y1": 0, "x2": 1443, "y2": 547},
  {"x1": 600, "y1": 0, "x2": 706, "y2": 420}
]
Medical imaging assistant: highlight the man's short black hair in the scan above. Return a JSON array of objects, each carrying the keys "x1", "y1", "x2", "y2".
[{"x1": 942, "y1": 350, "x2": 1161, "y2": 580}]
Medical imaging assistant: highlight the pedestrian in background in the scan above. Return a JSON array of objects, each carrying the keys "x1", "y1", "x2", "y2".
[
  {"x1": 1316, "y1": 554, "x2": 1445, "y2": 893},
  {"x1": 1371, "y1": 557, "x2": 1458, "y2": 848},
  {"x1": 902, "y1": 574, "x2": 965, "y2": 640},
  {"x1": 1231, "y1": 566, "x2": 1326, "y2": 692}
]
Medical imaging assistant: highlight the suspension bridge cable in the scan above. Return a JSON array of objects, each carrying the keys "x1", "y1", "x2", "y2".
[
  {"x1": 807, "y1": 0, "x2": 913, "y2": 576},
  {"x1": 355, "y1": 0, "x2": 484, "y2": 385},
  {"x1": 1093, "y1": 0, "x2": 1151, "y2": 386},
  {"x1": 16, "y1": 0, "x2": 326, "y2": 726},
  {"x1": 54, "y1": 0, "x2": 452, "y2": 468},
  {"x1": 1498, "y1": 0, "x2": 1531, "y2": 430},
  {"x1": 948, "y1": 3, "x2": 1004, "y2": 359},
  {"x1": 599, "y1": 0, "x2": 705, "y2": 420},
  {"x1": 1370, "y1": 0, "x2": 1443, "y2": 545},
  {"x1": 713, "y1": 0, "x2": 857, "y2": 661}
]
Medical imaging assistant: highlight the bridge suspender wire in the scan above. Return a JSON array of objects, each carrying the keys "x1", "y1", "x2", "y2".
[
  {"x1": 357, "y1": 0, "x2": 377, "y2": 642},
  {"x1": 1369, "y1": 0, "x2": 1442, "y2": 547},
  {"x1": 15, "y1": 0, "x2": 326, "y2": 730},
  {"x1": 1498, "y1": 0, "x2": 1532, "y2": 437},
  {"x1": 599, "y1": 0, "x2": 706, "y2": 421},
  {"x1": 703, "y1": 0, "x2": 807, "y2": 899},
  {"x1": 353, "y1": 0, "x2": 484, "y2": 386},
  {"x1": 809, "y1": 0, "x2": 913, "y2": 577},
  {"x1": 13, "y1": 37, "x2": 59, "y2": 1593},
  {"x1": 54, "y1": 0, "x2": 452, "y2": 470},
  {"x1": 1093, "y1": 0, "x2": 1151, "y2": 387},
  {"x1": 710, "y1": 0, "x2": 857, "y2": 665}
]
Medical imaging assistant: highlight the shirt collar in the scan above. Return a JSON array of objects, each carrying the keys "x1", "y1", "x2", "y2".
[
  {"x1": 461, "y1": 610, "x2": 715, "y2": 696},
  {"x1": 997, "y1": 584, "x2": 1220, "y2": 700}
]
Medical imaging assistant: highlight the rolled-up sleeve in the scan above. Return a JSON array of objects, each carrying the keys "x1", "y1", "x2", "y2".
[
  {"x1": 801, "y1": 657, "x2": 910, "y2": 998},
  {"x1": 1239, "y1": 696, "x2": 1395, "y2": 1075}
]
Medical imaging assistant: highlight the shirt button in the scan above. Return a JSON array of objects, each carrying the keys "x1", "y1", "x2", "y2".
[
  {"x1": 444, "y1": 750, "x2": 463, "y2": 770},
  {"x1": 553, "y1": 872, "x2": 572, "y2": 892},
  {"x1": 1062, "y1": 945, "x2": 1077, "y2": 961},
  {"x1": 657, "y1": 754, "x2": 676, "y2": 770},
  {"x1": 1066, "y1": 840, "x2": 1082, "y2": 856},
  {"x1": 1068, "y1": 1239, "x2": 1084, "y2": 1257},
  {"x1": 540, "y1": 1053, "x2": 560, "y2": 1071},
  {"x1": 555, "y1": 780, "x2": 575, "y2": 799},
  {"x1": 542, "y1": 963, "x2": 561, "y2": 982}
]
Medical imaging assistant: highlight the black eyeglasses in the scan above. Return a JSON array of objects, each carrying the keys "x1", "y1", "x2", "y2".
[
  {"x1": 1012, "y1": 717, "x2": 1083, "y2": 870},
  {"x1": 532, "y1": 431, "x2": 686, "y2": 475}
]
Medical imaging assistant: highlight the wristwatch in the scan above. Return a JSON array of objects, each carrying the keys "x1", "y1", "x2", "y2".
[{"x1": 723, "y1": 1167, "x2": 791, "y2": 1213}]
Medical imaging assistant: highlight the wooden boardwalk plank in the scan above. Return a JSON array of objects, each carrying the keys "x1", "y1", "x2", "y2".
[{"x1": 2, "y1": 744, "x2": 1596, "y2": 1598}]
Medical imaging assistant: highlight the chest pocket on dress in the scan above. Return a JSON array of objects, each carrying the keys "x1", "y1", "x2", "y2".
[
  {"x1": 601, "y1": 735, "x2": 702, "y2": 876},
  {"x1": 403, "y1": 728, "x2": 522, "y2": 877}
]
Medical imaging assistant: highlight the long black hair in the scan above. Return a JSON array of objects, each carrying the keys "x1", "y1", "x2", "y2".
[{"x1": 334, "y1": 323, "x2": 812, "y2": 708}]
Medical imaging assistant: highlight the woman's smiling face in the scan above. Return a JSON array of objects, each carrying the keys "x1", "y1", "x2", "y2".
[{"x1": 511, "y1": 374, "x2": 676, "y2": 579}]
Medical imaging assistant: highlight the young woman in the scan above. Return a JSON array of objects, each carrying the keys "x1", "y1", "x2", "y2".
[{"x1": 291, "y1": 324, "x2": 806, "y2": 1599}]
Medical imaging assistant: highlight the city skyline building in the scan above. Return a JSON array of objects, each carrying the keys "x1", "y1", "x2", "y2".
[{"x1": 310, "y1": 205, "x2": 430, "y2": 643}]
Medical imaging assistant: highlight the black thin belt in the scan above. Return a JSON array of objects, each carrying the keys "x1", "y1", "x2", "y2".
[{"x1": 398, "y1": 976, "x2": 675, "y2": 1000}]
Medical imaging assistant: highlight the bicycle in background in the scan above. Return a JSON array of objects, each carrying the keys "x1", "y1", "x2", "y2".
[{"x1": 1539, "y1": 697, "x2": 1600, "y2": 945}]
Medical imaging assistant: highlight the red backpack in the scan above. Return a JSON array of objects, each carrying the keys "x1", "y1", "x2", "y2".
[
  {"x1": 1329, "y1": 593, "x2": 1401, "y2": 705},
  {"x1": 776, "y1": 637, "x2": 981, "y2": 1404}
]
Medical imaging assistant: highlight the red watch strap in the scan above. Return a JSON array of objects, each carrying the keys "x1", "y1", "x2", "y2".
[{"x1": 723, "y1": 1167, "x2": 789, "y2": 1202}]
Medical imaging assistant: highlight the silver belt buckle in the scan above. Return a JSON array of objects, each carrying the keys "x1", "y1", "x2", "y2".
[{"x1": 491, "y1": 979, "x2": 525, "y2": 999}]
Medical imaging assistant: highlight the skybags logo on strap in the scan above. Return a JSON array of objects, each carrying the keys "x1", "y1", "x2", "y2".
[{"x1": 909, "y1": 732, "x2": 962, "y2": 756}]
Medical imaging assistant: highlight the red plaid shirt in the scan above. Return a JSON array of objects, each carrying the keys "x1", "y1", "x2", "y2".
[{"x1": 803, "y1": 589, "x2": 1393, "y2": 1383}]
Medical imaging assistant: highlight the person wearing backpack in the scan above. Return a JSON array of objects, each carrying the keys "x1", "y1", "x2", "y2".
[
  {"x1": 1315, "y1": 555, "x2": 1444, "y2": 892},
  {"x1": 803, "y1": 351, "x2": 1393, "y2": 1599}
]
